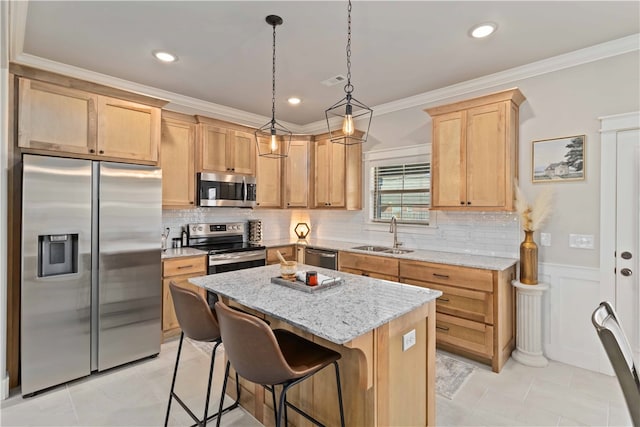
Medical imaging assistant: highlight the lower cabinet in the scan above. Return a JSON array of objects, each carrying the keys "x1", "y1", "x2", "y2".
[
  {"x1": 266, "y1": 245, "x2": 296, "y2": 265},
  {"x1": 161, "y1": 255, "x2": 207, "y2": 340},
  {"x1": 338, "y1": 251, "x2": 399, "y2": 281},
  {"x1": 399, "y1": 259, "x2": 515, "y2": 372}
]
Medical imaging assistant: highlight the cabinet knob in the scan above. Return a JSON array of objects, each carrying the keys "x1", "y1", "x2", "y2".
[
  {"x1": 460, "y1": 201, "x2": 464, "y2": 205},
  {"x1": 189, "y1": 201, "x2": 194, "y2": 204},
  {"x1": 99, "y1": 150, "x2": 104, "y2": 154},
  {"x1": 467, "y1": 201, "x2": 471, "y2": 205},
  {"x1": 89, "y1": 149, "x2": 95, "y2": 153},
  {"x1": 256, "y1": 202, "x2": 260, "y2": 206},
  {"x1": 287, "y1": 203, "x2": 290, "y2": 206},
  {"x1": 231, "y1": 168, "x2": 235, "y2": 172}
]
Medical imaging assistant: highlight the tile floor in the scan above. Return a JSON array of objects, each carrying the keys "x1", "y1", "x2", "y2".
[{"x1": 1, "y1": 338, "x2": 633, "y2": 426}]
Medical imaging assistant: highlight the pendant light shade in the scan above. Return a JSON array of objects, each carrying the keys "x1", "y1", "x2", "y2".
[
  {"x1": 325, "y1": 0, "x2": 372, "y2": 145},
  {"x1": 256, "y1": 15, "x2": 292, "y2": 159}
]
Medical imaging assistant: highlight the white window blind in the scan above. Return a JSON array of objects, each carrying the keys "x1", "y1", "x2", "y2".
[{"x1": 372, "y1": 162, "x2": 430, "y2": 224}]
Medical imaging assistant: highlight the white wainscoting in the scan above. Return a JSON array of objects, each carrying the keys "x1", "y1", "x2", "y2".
[{"x1": 539, "y1": 262, "x2": 611, "y2": 375}]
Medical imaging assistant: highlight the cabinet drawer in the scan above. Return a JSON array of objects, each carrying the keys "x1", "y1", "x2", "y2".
[
  {"x1": 400, "y1": 260, "x2": 493, "y2": 292},
  {"x1": 436, "y1": 313, "x2": 493, "y2": 357},
  {"x1": 404, "y1": 279, "x2": 493, "y2": 324},
  {"x1": 163, "y1": 256, "x2": 206, "y2": 277},
  {"x1": 162, "y1": 276, "x2": 206, "y2": 332},
  {"x1": 266, "y1": 246, "x2": 296, "y2": 264},
  {"x1": 340, "y1": 266, "x2": 398, "y2": 282},
  {"x1": 339, "y1": 252, "x2": 399, "y2": 277}
]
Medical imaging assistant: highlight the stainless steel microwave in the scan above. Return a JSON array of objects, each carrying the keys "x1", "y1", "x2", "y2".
[{"x1": 197, "y1": 172, "x2": 257, "y2": 208}]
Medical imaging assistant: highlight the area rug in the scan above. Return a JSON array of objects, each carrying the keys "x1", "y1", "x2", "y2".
[
  {"x1": 435, "y1": 351, "x2": 475, "y2": 399},
  {"x1": 188, "y1": 339, "x2": 474, "y2": 400}
]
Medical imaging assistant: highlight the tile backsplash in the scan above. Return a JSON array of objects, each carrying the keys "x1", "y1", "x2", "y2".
[{"x1": 163, "y1": 208, "x2": 520, "y2": 258}]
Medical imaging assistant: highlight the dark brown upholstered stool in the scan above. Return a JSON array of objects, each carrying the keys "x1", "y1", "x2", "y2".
[
  {"x1": 164, "y1": 282, "x2": 240, "y2": 427},
  {"x1": 214, "y1": 301, "x2": 345, "y2": 427}
]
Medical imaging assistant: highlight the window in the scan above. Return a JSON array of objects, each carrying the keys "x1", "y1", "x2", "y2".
[{"x1": 372, "y1": 162, "x2": 430, "y2": 224}]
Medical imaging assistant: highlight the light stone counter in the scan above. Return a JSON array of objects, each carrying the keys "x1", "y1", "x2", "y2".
[
  {"x1": 161, "y1": 247, "x2": 207, "y2": 259},
  {"x1": 190, "y1": 263, "x2": 441, "y2": 345},
  {"x1": 262, "y1": 238, "x2": 517, "y2": 271}
]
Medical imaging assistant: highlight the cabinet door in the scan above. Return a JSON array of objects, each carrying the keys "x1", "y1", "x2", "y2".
[
  {"x1": 18, "y1": 78, "x2": 98, "y2": 154},
  {"x1": 161, "y1": 119, "x2": 196, "y2": 207},
  {"x1": 466, "y1": 102, "x2": 506, "y2": 207},
  {"x1": 97, "y1": 96, "x2": 160, "y2": 162},
  {"x1": 162, "y1": 276, "x2": 206, "y2": 332},
  {"x1": 314, "y1": 138, "x2": 331, "y2": 207},
  {"x1": 431, "y1": 111, "x2": 466, "y2": 208},
  {"x1": 328, "y1": 142, "x2": 346, "y2": 207},
  {"x1": 284, "y1": 139, "x2": 309, "y2": 208},
  {"x1": 200, "y1": 125, "x2": 229, "y2": 172},
  {"x1": 230, "y1": 130, "x2": 256, "y2": 175},
  {"x1": 256, "y1": 139, "x2": 282, "y2": 208}
]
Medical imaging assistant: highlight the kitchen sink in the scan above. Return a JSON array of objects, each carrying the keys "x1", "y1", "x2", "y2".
[
  {"x1": 383, "y1": 248, "x2": 413, "y2": 254},
  {"x1": 351, "y1": 245, "x2": 414, "y2": 255},
  {"x1": 351, "y1": 245, "x2": 391, "y2": 252}
]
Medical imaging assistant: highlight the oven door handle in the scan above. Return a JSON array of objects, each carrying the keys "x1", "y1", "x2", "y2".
[
  {"x1": 209, "y1": 250, "x2": 266, "y2": 266},
  {"x1": 242, "y1": 176, "x2": 247, "y2": 204}
]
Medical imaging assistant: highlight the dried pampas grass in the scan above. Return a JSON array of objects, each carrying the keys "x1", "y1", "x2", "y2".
[{"x1": 514, "y1": 182, "x2": 553, "y2": 232}]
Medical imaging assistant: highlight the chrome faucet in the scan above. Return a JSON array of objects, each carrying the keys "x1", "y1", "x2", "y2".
[{"x1": 389, "y1": 215, "x2": 402, "y2": 249}]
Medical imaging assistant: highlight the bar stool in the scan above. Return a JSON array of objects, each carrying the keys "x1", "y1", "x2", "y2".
[
  {"x1": 164, "y1": 282, "x2": 240, "y2": 427},
  {"x1": 214, "y1": 301, "x2": 345, "y2": 427}
]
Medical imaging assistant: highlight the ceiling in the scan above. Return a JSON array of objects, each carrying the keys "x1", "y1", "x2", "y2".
[{"x1": 14, "y1": 1, "x2": 640, "y2": 127}]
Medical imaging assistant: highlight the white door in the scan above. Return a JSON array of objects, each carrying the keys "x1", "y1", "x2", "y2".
[{"x1": 615, "y1": 128, "x2": 640, "y2": 362}]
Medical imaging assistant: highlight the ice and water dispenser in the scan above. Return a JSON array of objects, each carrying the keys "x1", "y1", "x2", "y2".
[{"x1": 38, "y1": 234, "x2": 79, "y2": 277}]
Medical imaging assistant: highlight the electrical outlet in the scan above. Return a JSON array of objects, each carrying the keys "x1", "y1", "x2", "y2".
[
  {"x1": 540, "y1": 233, "x2": 551, "y2": 247},
  {"x1": 569, "y1": 234, "x2": 594, "y2": 249},
  {"x1": 403, "y1": 329, "x2": 416, "y2": 351}
]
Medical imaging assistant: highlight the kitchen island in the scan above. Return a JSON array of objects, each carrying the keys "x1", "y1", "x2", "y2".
[{"x1": 190, "y1": 264, "x2": 442, "y2": 426}]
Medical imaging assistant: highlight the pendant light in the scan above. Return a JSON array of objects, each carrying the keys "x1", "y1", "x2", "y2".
[
  {"x1": 325, "y1": 0, "x2": 372, "y2": 145},
  {"x1": 255, "y1": 15, "x2": 292, "y2": 159}
]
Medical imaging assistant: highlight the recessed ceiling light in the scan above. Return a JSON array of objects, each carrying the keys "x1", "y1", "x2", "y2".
[
  {"x1": 288, "y1": 97, "x2": 301, "y2": 105},
  {"x1": 152, "y1": 50, "x2": 178, "y2": 63},
  {"x1": 470, "y1": 23, "x2": 497, "y2": 39}
]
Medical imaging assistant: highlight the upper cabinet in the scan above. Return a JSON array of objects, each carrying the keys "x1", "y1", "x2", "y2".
[
  {"x1": 160, "y1": 112, "x2": 197, "y2": 208},
  {"x1": 425, "y1": 88, "x2": 525, "y2": 211},
  {"x1": 283, "y1": 137, "x2": 311, "y2": 208},
  {"x1": 196, "y1": 116, "x2": 256, "y2": 175},
  {"x1": 18, "y1": 77, "x2": 161, "y2": 164},
  {"x1": 313, "y1": 132, "x2": 362, "y2": 210},
  {"x1": 256, "y1": 140, "x2": 282, "y2": 208}
]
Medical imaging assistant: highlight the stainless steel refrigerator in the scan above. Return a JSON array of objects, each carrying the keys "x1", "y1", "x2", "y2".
[{"x1": 21, "y1": 154, "x2": 162, "y2": 396}]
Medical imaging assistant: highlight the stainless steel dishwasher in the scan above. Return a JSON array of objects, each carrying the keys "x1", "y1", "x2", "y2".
[{"x1": 304, "y1": 247, "x2": 338, "y2": 270}]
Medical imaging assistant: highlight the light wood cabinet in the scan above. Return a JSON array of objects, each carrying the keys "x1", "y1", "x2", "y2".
[
  {"x1": 425, "y1": 88, "x2": 525, "y2": 211},
  {"x1": 160, "y1": 112, "x2": 197, "y2": 208},
  {"x1": 196, "y1": 116, "x2": 256, "y2": 175},
  {"x1": 283, "y1": 137, "x2": 311, "y2": 208},
  {"x1": 266, "y1": 245, "x2": 297, "y2": 264},
  {"x1": 18, "y1": 77, "x2": 161, "y2": 163},
  {"x1": 338, "y1": 251, "x2": 399, "y2": 281},
  {"x1": 256, "y1": 141, "x2": 282, "y2": 208},
  {"x1": 313, "y1": 132, "x2": 362, "y2": 210},
  {"x1": 399, "y1": 259, "x2": 515, "y2": 372},
  {"x1": 161, "y1": 255, "x2": 207, "y2": 339}
]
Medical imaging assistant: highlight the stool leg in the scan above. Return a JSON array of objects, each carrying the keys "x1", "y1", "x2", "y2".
[
  {"x1": 334, "y1": 361, "x2": 345, "y2": 427},
  {"x1": 215, "y1": 361, "x2": 231, "y2": 427},
  {"x1": 164, "y1": 332, "x2": 185, "y2": 427},
  {"x1": 202, "y1": 340, "x2": 221, "y2": 426},
  {"x1": 271, "y1": 386, "x2": 278, "y2": 426},
  {"x1": 276, "y1": 383, "x2": 288, "y2": 427},
  {"x1": 284, "y1": 392, "x2": 289, "y2": 427}
]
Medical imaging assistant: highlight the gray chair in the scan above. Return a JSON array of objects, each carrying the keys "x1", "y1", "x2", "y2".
[{"x1": 592, "y1": 301, "x2": 640, "y2": 426}]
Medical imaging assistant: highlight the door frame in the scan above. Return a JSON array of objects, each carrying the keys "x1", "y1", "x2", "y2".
[{"x1": 599, "y1": 111, "x2": 640, "y2": 373}]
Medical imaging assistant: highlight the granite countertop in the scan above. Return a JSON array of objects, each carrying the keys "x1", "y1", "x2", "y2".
[
  {"x1": 261, "y1": 238, "x2": 517, "y2": 271},
  {"x1": 190, "y1": 264, "x2": 441, "y2": 345},
  {"x1": 161, "y1": 247, "x2": 207, "y2": 259}
]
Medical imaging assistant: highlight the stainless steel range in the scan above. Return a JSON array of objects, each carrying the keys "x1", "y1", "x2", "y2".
[{"x1": 187, "y1": 222, "x2": 266, "y2": 275}]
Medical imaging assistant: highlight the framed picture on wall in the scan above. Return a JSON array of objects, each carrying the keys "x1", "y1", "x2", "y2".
[{"x1": 532, "y1": 135, "x2": 585, "y2": 183}]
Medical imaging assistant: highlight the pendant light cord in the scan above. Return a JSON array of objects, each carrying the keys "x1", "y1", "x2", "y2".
[
  {"x1": 271, "y1": 22, "x2": 277, "y2": 126},
  {"x1": 345, "y1": 0, "x2": 354, "y2": 95}
]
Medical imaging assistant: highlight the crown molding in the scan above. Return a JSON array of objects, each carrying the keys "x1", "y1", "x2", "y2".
[
  {"x1": 8, "y1": 0, "x2": 28, "y2": 61},
  {"x1": 300, "y1": 33, "x2": 640, "y2": 134}
]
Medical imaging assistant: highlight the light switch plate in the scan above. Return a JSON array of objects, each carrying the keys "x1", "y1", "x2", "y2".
[
  {"x1": 569, "y1": 234, "x2": 594, "y2": 249},
  {"x1": 403, "y1": 329, "x2": 416, "y2": 351},
  {"x1": 540, "y1": 233, "x2": 551, "y2": 247}
]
